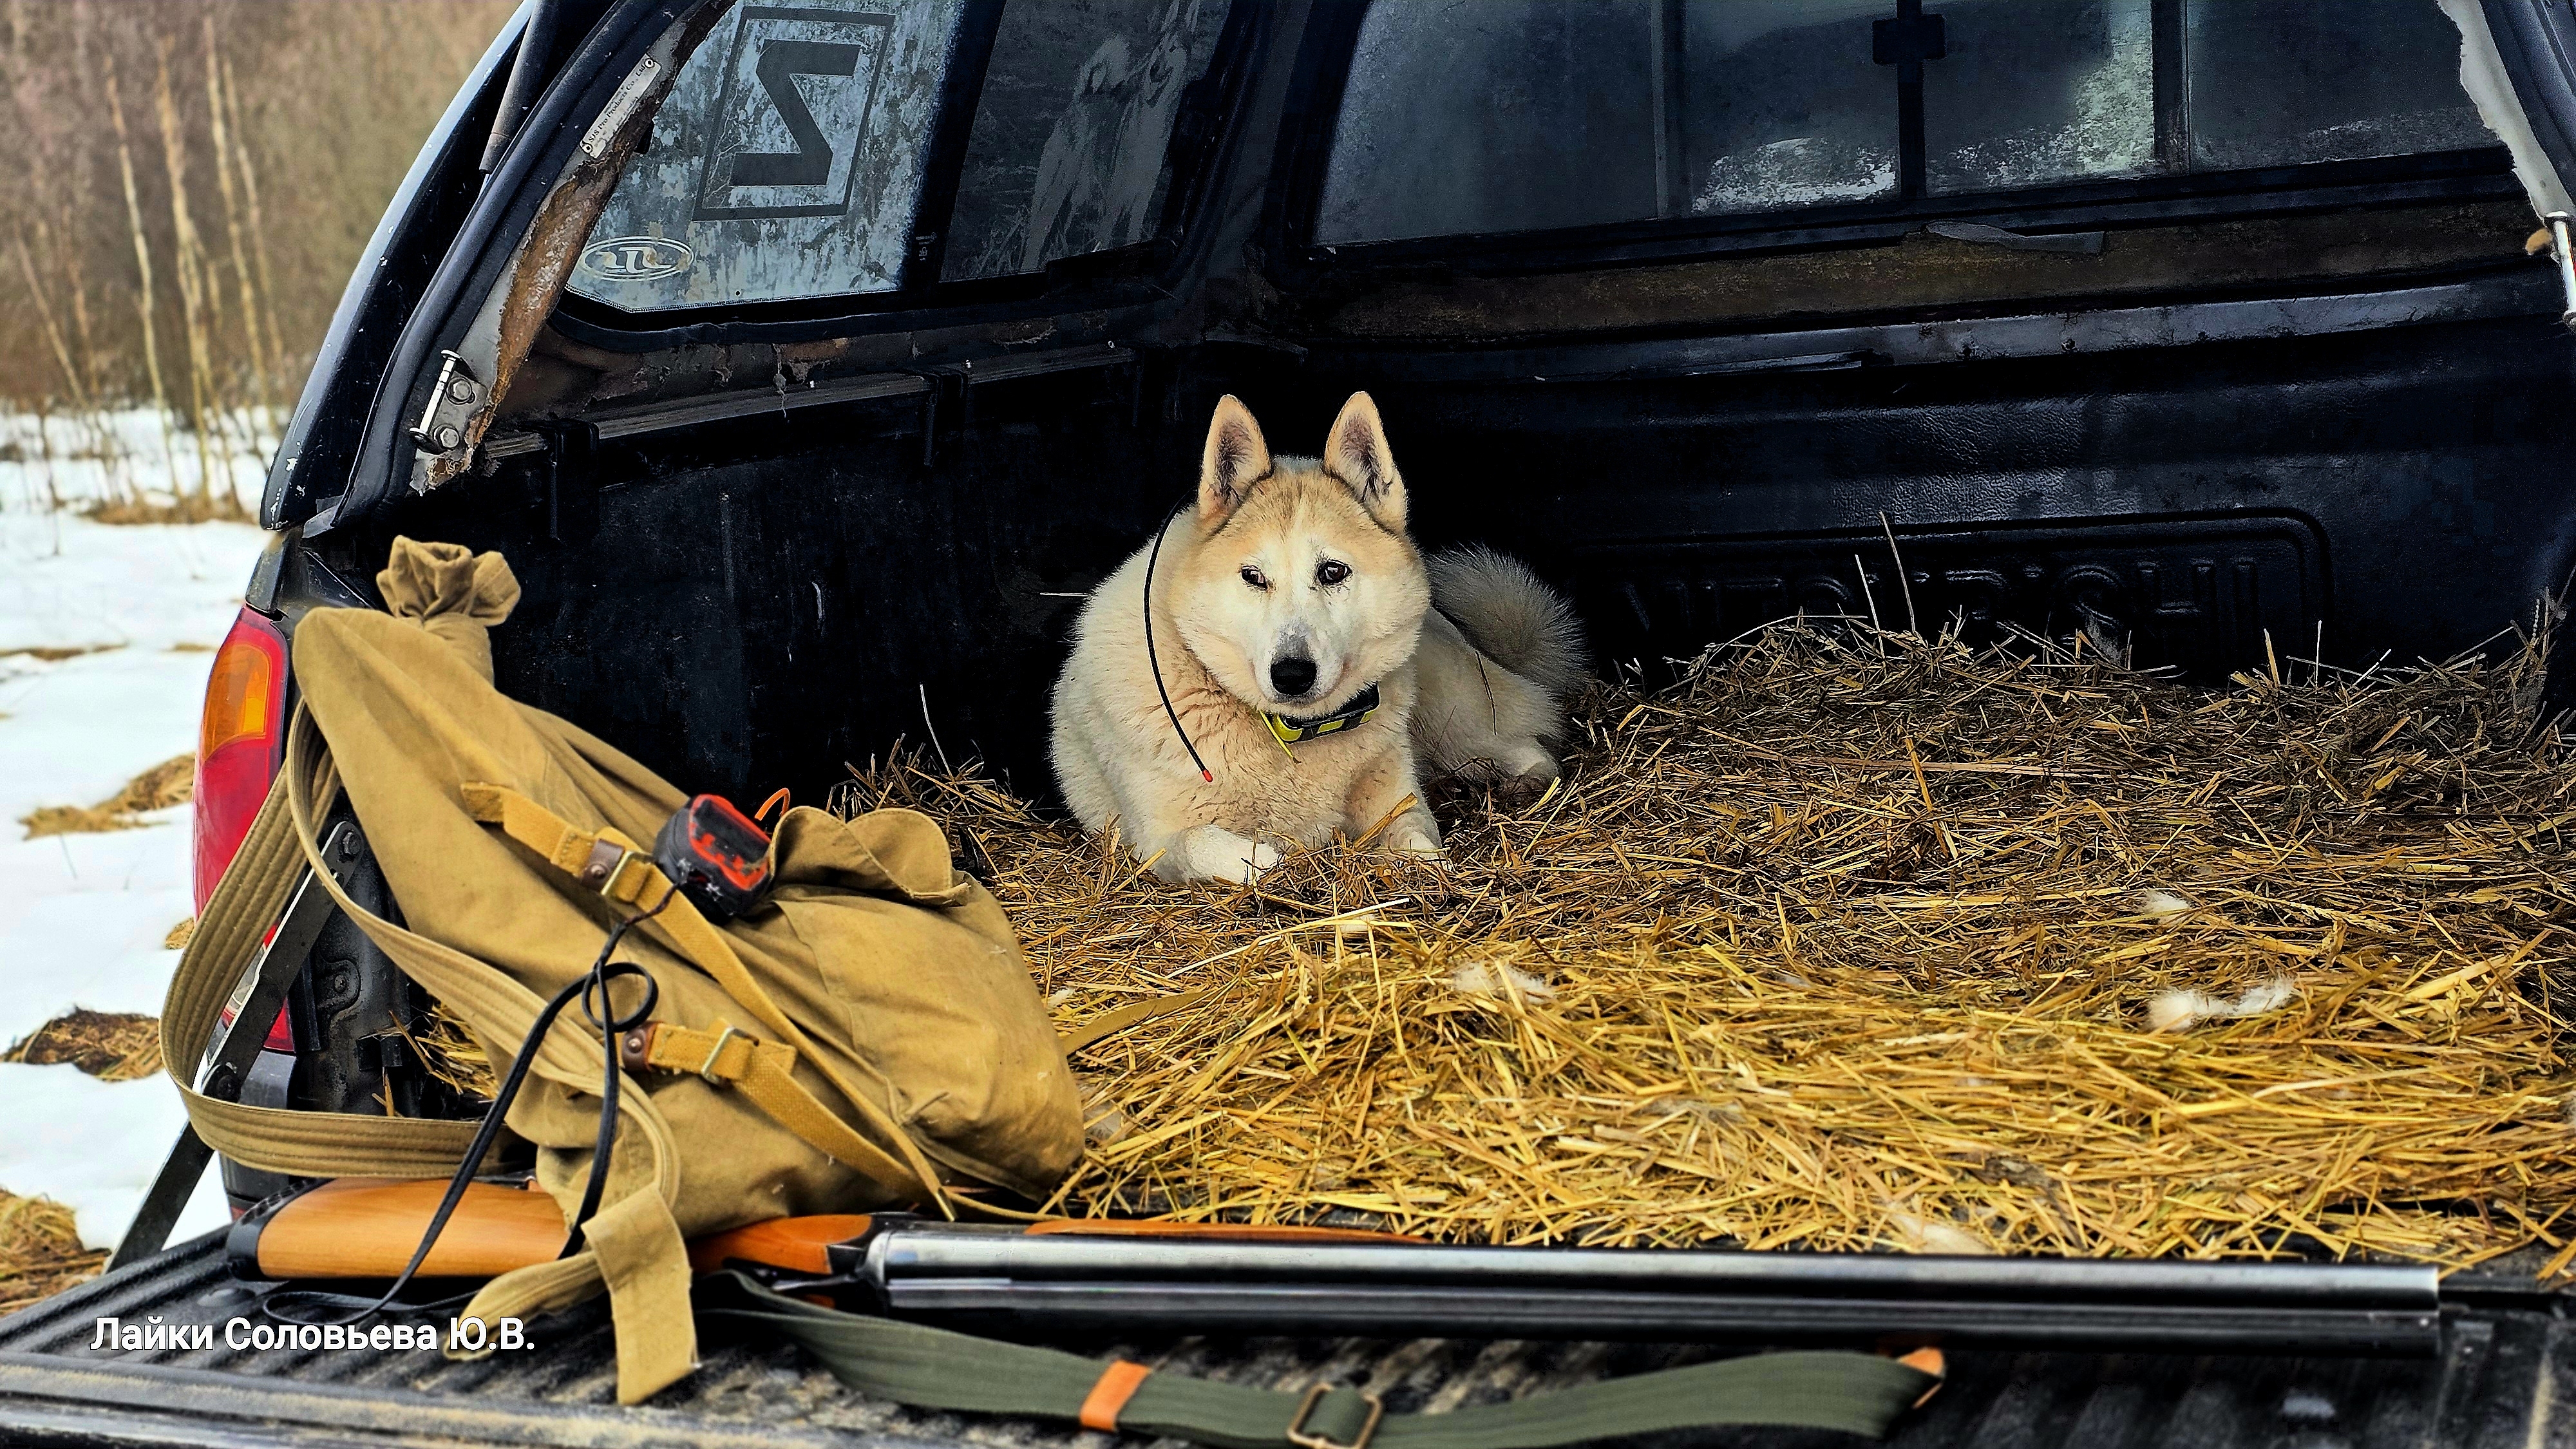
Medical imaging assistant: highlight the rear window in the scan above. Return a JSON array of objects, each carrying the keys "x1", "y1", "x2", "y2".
[
  {"x1": 943, "y1": 0, "x2": 1233, "y2": 281},
  {"x1": 1314, "y1": 0, "x2": 2498, "y2": 247},
  {"x1": 568, "y1": 1, "x2": 968, "y2": 312},
  {"x1": 566, "y1": 0, "x2": 1230, "y2": 316}
]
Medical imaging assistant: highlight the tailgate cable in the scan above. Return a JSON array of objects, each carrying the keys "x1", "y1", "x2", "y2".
[{"x1": 261, "y1": 898, "x2": 667, "y2": 1327}]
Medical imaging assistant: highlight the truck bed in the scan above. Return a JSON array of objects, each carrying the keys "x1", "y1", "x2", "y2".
[{"x1": 3, "y1": 1233, "x2": 2569, "y2": 1448}]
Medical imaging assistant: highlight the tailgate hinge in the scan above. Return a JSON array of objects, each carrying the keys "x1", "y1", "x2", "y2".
[{"x1": 410, "y1": 350, "x2": 484, "y2": 455}]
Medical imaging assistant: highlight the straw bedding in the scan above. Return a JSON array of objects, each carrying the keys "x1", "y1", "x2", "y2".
[{"x1": 842, "y1": 620, "x2": 2576, "y2": 1272}]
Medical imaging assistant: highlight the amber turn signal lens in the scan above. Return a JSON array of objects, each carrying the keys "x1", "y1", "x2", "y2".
[
  {"x1": 193, "y1": 608, "x2": 289, "y2": 911},
  {"x1": 200, "y1": 639, "x2": 274, "y2": 759}
]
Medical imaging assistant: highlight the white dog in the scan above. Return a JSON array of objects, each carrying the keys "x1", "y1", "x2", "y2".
[{"x1": 1048, "y1": 392, "x2": 1584, "y2": 882}]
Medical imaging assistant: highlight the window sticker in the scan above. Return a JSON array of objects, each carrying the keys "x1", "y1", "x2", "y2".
[{"x1": 568, "y1": 0, "x2": 965, "y2": 312}]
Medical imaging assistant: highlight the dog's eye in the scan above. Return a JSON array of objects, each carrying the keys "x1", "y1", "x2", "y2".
[
  {"x1": 1239, "y1": 566, "x2": 1269, "y2": 591},
  {"x1": 1315, "y1": 560, "x2": 1350, "y2": 587}
]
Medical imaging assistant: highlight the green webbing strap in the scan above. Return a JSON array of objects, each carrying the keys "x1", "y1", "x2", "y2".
[{"x1": 697, "y1": 1274, "x2": 1938, "y2": 1447}]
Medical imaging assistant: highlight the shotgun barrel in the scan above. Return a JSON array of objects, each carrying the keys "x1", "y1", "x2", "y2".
[
  {"x1": 845, "y1": 1220, "x2": 2442, "y2": 1356},
  {"x1": 231, "y1": 1185, "x2": 2443, "y2": 1357}
]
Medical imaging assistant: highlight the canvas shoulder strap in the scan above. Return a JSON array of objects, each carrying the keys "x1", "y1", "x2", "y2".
[
  {"x1": 697, "y1": 1273, "x2": 1942, "y2": 1448},
  {"x1": 162, "y1": 764, "x2": 486, "y2": 1180}
]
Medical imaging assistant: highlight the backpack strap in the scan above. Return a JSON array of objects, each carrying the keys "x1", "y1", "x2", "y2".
[
  {"x1": 697, "y1": 1272, "x2": 1944, "y2": 1447},
  {"x1": 615, "y1": 1020, "x2": 920, "y2": 1191},
  {"x1": 459, "y1": 782, "x2": 953, "y2": 1211},
  {"x1": 162, "y1": 770, "x2": 492, "y2": 1180}
]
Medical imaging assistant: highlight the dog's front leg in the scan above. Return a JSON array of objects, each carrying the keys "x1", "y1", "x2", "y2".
[
  {"x1": 1347, "y1": 751, "x2": 1443, "y2": 859},
  {"x1": 1147, "y1": 823, "x2": 1281, "y2": 884}
]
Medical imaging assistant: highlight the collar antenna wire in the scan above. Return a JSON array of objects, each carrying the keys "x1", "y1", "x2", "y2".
[{"x1": 1143, "y1": 506, "x2": 1215, "y2": 782}]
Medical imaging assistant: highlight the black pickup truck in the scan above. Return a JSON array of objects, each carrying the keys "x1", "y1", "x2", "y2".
[{"x1": 13, "y1": 1, "x2": 2576, "y2": 1443}]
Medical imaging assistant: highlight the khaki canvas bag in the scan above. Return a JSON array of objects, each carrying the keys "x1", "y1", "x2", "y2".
[{"x1": 162, "y1": 538, "x2": 1082, "y2": 1403}]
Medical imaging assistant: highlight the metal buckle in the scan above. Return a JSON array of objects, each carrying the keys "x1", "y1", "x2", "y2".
[
  {"x1": 697, "y1": 1025, "x2": 744, "y2": 1085},
  {"x1": 1284, "y1": 1385, "x2": 1383, "y2": 1449},
  {"x1": 579, "y1": 838, "x2": 659, "y2": 904}
]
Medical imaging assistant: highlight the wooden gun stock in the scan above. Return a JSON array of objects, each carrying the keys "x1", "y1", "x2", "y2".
[
  {"x1": 239, "y1": 1179, "x2": 1422, "y2": 1282},
  {"x1": 251, "y1": 1179, "x2": 569, "y2": 1280},
  {"x1": 687, "y1": 1214, "x2": 875, "y2": 1274}
]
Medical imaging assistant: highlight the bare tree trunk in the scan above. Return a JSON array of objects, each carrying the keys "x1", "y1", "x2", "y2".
[
  {"x1": 59, "y1": 201, "x2": 129, "y2": 507},
  {"x1": 152, "y1": 40, "x2": 221, "y2": 513},
  {"x1": 33, "y1": 393, "x2": 63, "y2": 527},
  {"x1": 14, "y1": 229, "x2": 89, "y2": 411},
  {"x1": 104, "y1": 55, "x2": 175, "y2": 493},
  {"x1": 57, "y1": 205, "x2": 102, "y2": 408},
  {"x1": 218, "y1": 50, "x2": 285, "y2": 404},
  {"x1": 204, "y1": 17, "x2": 273, "y2": 413}
]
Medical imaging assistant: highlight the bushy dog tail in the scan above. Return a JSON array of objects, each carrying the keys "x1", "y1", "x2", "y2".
[{"x1": 1427, "y1": 545, "x2": 1588, "y2": 700}]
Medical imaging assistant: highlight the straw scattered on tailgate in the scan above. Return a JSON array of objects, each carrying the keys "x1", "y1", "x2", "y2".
[{"x1": 842, "y1": 618, "x2": 2576, "y2": 1272}]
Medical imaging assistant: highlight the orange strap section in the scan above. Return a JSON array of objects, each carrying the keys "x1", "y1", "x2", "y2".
[
  {"x1": 1079, "y1": 1360, "x2": 1153, "y2": 1432},
  {"x1": 1896, "y1": 1347, "x2": 1946, "y2": 1408}
]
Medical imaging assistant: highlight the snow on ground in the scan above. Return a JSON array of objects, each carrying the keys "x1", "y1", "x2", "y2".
[
  {"x1": 0, "y1": 1061, "x2": 216, "y2": 1251},
  {"x1": 0, "y1": 406, "x2": 272, "y2": 517},
  {"x1": 0, "y1": 415, "x2": 269, "y2": 1249}
]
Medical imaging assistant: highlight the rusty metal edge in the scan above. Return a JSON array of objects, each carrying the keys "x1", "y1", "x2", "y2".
[{"x1": 424, "y1": 0, "x2": 730, "y2": 491}]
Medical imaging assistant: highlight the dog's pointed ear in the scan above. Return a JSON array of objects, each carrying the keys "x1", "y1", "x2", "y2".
[
  {"x1": 1197, "y1": 395, "x2": 1272, "y2": 527},
  {"x1": 1324, "y1": 391, "x2": 1405, "y2": 532}
]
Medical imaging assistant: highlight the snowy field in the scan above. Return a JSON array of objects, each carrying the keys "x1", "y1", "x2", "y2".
[{"x1": 0, "y1": 412, "x2": 269, "y2": 1248}]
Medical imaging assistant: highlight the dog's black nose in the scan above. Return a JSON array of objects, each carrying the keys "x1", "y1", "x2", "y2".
[{"x1": 1270, "y1": 656, "x2": 1318, "y2": 697}]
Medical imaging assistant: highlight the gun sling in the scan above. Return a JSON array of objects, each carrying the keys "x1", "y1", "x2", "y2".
[{"x1": 696, "y1": 1271, "x2": 1945, "y2": 1448}]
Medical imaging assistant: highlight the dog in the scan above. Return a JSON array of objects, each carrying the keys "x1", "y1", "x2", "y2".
[{"x1": 1048, "y1": 391, "x2": 1585, "y2": 883}]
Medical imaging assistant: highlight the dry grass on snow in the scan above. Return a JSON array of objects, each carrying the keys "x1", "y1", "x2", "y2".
[
  {"x1": 0, "y1": 1012, "x2": 171, "y2": 1316},
  {"x1": 5, "y1": 1010, "x2": 164, "y2": 1083},
  {"x1": 0, "y1": 1194, "x2": 106, "y2": 1318},
  {"x1": 18, "y1": 753, "x2": 193, "y2": 839},
  {"x1": 0, "y1": 645, "x2": 122, "y2": 663}
]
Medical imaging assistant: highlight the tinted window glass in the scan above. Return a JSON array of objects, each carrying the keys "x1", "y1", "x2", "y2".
[
  {"x1": 1317, "y1": 0, "x2": 1656, "y2": 245},
  {"x1": 1686, "y1": 1, "x2": 1897, "y2": 214},
  {"x1": 567, "y1": 0, "x2": 965, "y2": 312},
  {"x1": 1922, "y1": 0, "x2": 2155, "y2": 195},
  {"x1": 943, "y1": 0, "x2": 1231, "y2": 281},
  {"x1": 2185, "y1": 0, "x2": 2495, "y2": 170},
  {"x1": 1312, "y1": 0, "x2": 2497, "y2": 251}
]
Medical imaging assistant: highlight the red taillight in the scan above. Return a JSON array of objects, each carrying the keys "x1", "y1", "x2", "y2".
[{"x1": 192, "y1": 607, "x2": 289, "y2": 913}]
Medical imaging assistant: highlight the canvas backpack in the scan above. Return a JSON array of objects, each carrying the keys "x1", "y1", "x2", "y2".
[{"x1": 162, "y1": 537, "x2": 1082, "y2": 1403}]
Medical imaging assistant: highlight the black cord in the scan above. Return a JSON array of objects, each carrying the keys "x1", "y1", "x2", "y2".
[
  {"x1": 1143, "y1": 504, "x2": 1213, "y2": 783},
  {"x1": 263, "y1": 897, "x2": 666, "y2": 1327},
  {"x1": 562, "y1": 896, "x2": 667, "y2": 1251}
]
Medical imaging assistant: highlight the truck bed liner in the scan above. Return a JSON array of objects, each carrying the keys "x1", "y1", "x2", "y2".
[{"x1": 2, "y1": 1234, "x2": 2568, "y2": 1448}]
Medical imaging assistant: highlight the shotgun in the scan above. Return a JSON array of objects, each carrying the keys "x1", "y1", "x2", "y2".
[{"x1": 230, "y1": 1179, "x2": 2443, "y2": 1356}]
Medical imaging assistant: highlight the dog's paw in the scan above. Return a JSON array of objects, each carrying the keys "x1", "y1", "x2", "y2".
[
  {"x1": 1388, "y1": 824, "x2": 1444, "y2": 860},
  {"x1": 1162, "y1": 826, "x2": 1280, "y2": 884},
  {"x1": 1491, "y1": 770, "x2": 1558, "y2": 811}
]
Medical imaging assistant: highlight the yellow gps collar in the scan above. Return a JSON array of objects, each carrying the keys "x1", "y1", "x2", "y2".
[{"x1": 1264, "y1": 683, "x2": 1381, "y2": 748}]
